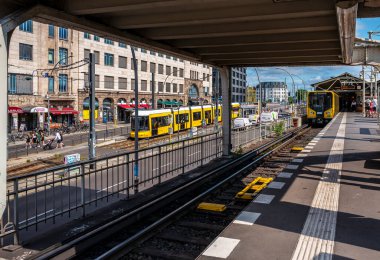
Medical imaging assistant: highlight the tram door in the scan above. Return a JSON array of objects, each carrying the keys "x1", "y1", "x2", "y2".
[{"x1": 205, "y1": 110, "x2": 211, "y2": 125}]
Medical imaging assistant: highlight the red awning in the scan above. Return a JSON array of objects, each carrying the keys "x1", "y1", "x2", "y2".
[
  {"x1": 118, "y1": 103, "x2": 150, "y2": 109},
  {"x1": 118, "y1": 104, "x2": 133, "y2": 109},
  {"x1": 8, "y1": 106, "x2": 23, "y2": 114},
  {"x1": 50, "y1": 107, "x2": 79, "y2": 115}
]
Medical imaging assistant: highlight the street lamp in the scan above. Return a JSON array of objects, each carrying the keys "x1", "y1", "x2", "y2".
[
  {"x1": 291, "y1": 74, "x2": 306, "y2": 105},
  {"x1": 46, "y1": 94, "x2": 50, "y2": 135},
  {"x1": 275, "y1": 68, "x2": 295, "y2": 104}
]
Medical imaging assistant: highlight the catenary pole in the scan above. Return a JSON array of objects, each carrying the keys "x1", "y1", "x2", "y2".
[
  {"x1": 131, "y1": 48, "x2": 139, "y2": 193},
  {"x1": 88, "y1": 53, "x2": 96, "y2": 161},
  {"x1": 151, "y1": 72, "x2": 155, "y2": 109}
]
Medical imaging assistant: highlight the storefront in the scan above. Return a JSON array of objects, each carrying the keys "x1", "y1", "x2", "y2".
[
  {"x1": 49, "y1": 107, "x2": 79, "y2": 126},
  {"x1": 20, "y1": 106, "x2": 48, "y2": 131},
  {"x1": 8, "y1": 106, "x2": 23, "y2": 132}
]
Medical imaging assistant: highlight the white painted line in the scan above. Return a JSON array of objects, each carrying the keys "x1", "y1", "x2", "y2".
[
  {"x1": 286, "y1": 164, "x2": 299, "y2": 170},
  {"x1": 292, "y1": 159, "x2": 304, "y2": 163},
  {"x1": 301, "y1": 149, "x2": 311, "y2": 153},
  {"x1": 152, "y1": 162, "x2": 172, "y2": 172},
  {"x1": 233, "y1": 211, "x2": 261, "y2": 225},
  {"x1": 278, "y1": 172, "x2": 293, "y2": 178},
  {"x1": 292, "y1": 113, "x2": 345, "y2": 260},
  {"x1": 254, "y1": 194, "x2": 275, "y2": 204},
  {"x1": 305, "y1": 145, "x2": 314, "y2": 149},
  {"x1": 202, "y1": 237, "x2": 240, "y2": 258},
  {"x1": 97, "y1": 180, "x2": 127, "y2": 193},
  {"x1": 189, "y1": 151, "x2": 201, "y2": 156},
  {"x1": 267, "y1": 181, "x2": 285, "y2": 190},
  {"x1": 19, "y1": 209, "x2": 55, "y2": 225},
  {"x1": 297, "y1": 153, "x2": 307, "y2": 157},
  {"x1": 310, "y1": 140, "x2": 318, "y2": 143}
]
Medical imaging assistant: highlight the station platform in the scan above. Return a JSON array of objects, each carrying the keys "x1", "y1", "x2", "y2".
[{"x1": 198, "y1": 112, "x2": 380, "y2": 260}]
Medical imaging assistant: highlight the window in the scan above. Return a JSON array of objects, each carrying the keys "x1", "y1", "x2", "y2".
[
  {"x1": 166, "y1": 55, "x2": 171, "y2": 59},
  {"x1": 166, "y1": 82, "x2": 171, "y2": 92},
  {"x1": 175, "y1": 113, "x2": 189, "y2": 124},
  {"x1": 119, "y1": 77, "x2": 127, "y2": 89},
  {"x1": 166, "y1": 66, "x2": 171, "y2": 75},
  {"x1": 58, "y1": 74, "x2": 68, "y2": 92},
  {"x1": 150, "y1": 51, "x2": 156, "y2": 55},
  {"x1": 48, "y1": 24, "x2": 54, "y2": 37},
  {"x1": 173, "y1": 83, "x2": 178, "y2": 93},
  {"x1": 48, "y1": 77, "x2": 54, "y2": 93},
  {"x1": 193, "y1": 112, "x2": 201, "y2": 121},
  {"x1": 119, "y1": 42, "x2": 127, "y2": 48},
  {"x1": 104, "y1": 76, "x2": 114, "y2": 89},
  {"x1": 203, "y1": 73, "x2": 206, "y2": 81},
  {"x1": 19, "y1": 20, "x2": 33, "y2": 33},
  {"x1": 141, "y1": 60, "x2": 147, "y2": 72},
  {"x1": 84, "y1": 72, "x2": 89, "y2": 88},
  {"x1": 84, "y1": 32, "x2": 91, "y2": 39},
  {"x1": 131, "y1": 46, "x2": 138, "y2": 51},
  {"x1": 158, "y1": 64, "x2": 164, "y2": 74},
  {"x1": 104, "y1": 38, "x2": 114, "y2": 45},
  {"x1": 95, "y1": 75, "x2": 100, "y2": 88},
  {"x1": 141, "y1": 80, "x2": 147, "y2": 91},
  {"x1": 93, "y1": 35, "x2": 100, "y2": 41},
  {"x1": 59, "y1": 27, "x2": 68, "y2": 40},
  {"x1": 19, "y1": 43, "x2": 33, "y2": 60},
  {"x1": 119, "y1": 56, "x2": 127, "y2": 68},
  {"x1": 104, "y1": 53, "x2": 114, "y2": 66},
  {"x1": 48, "y1": 49, "x2": 54, "y2": 64},
  {"x1": 8, "y1": 74, "x2": 33, "y2": 94},
  {"x1": 173, "y1": 67, "x2": 178, "y2": 76},
  {"x1": 94, "y1": 51, "x2": 100, "y2": 64},
  {"x1": 158, "y1": 52, "x2": 164, "y2": 57},
  {"x1": 131, "y1": 79, "x2": 135, "y2": 90},
  {"x1": 131, "y1": 58, "x2": 138, "y2": 70},
  {"x1": 141, "y1": 48, "x2": 147, "y2": 53},
  {"x1": 158, "y1": 82, "x2": 164, "y2": 92},
  {"x1": 173, "y1": 57, "x2": 178, "y2": 61},
  {"x1": 131, "y1": 116, "x2": 150, "y2": 131},
  {"x1": 84, "y1": 49, "x2": 90, "y2": 61},
  {"x1": 179, "y1": 84, "x2": 184, "y2": 93},
  {"x1": 179, "y1": 68, "x2": 184, "y2": 77},
  {"x1": 59, "y1": 48, "x2": 68, "y2": 65},
  {"x1": 150, "y1": 62, "x2": 156, "y2": 73}
]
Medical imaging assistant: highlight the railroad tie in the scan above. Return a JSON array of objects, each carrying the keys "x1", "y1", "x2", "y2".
[{"x1": 235, "y1": 177, "x2": 273, "y2": 200}]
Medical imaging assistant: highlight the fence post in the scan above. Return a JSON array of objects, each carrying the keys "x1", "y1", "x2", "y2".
[
  {"x1": 182, "y1": 140, "x2": 185, "y2": 174},
  {"x1": 200, "y1": 136, "x2": 204, "y2": 166},
  {"x1": 13, "y1": 179, "x2": 20, "y2": 245},
  {"x1": 215, "y1": 133, "x2": 218, "y2": 158},
  {"x1": 158, "y1": 146, "x2": 162, "y2": 184},
  {"x1": 81, "y1": 164, "x2": 86, "y2": 217}
]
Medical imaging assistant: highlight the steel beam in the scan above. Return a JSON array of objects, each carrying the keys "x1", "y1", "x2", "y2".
[{"x1": 220, "y1": 66, "x2": 231, "y2": 157}]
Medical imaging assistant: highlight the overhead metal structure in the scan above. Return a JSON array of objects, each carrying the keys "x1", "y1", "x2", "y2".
[{"x1": 0, "y1": 0, "x2": 379, "y2": 67}]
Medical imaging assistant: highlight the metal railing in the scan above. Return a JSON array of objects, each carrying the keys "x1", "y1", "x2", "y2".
[
  {"x1": 232, "y1": 117, "x2": 292, "y2": 151},
  {"x1": 1, "y1": 131, "x2": 222, "y2": 245}
]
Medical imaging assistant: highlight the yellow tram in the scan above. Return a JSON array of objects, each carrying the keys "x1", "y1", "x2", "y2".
[
  {"x1": 307, "y1": 91, "x2": 339, "y2": 125},
  {"x1": 130, "y1": 103, "x2": 240, "y2": 139}
]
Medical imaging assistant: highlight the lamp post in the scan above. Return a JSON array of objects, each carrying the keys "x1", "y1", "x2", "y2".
[
  {"x1": 46, "y1": 94, "x2": 50, "y2": 135},
  {"x1": 276, "y1": 68, "x2": 295, "y2": 104},
  {"x1": 291, "y1": 74, "x2": 306, "y2": 104}
]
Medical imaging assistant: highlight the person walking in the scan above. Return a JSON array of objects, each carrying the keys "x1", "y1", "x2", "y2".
[
  {"x1": 31, "y1": 131, "x2": 37, "y2": 148},
  {"x1": 36, "y1": 130, "x2": 41, "y2": 148},
  {"x1": 55, "y1": 131, "x2": 63, "y2": 149},
  {"x1": 25, "y1": 133, "x2": 32, "y2": 149},
  {"x1": 39, "y1": 130, "x2": 45, "y2": 146},
  {"x1": 351, "y1": 100, "x2": 356, "y2": 112}
]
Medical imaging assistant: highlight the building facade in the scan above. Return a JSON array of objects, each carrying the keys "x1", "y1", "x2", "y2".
[
  {"x1": 7, "y1": 20, "x2": 213, "y2": 130},
  {"x1": 231, "y1": 67, "x2": 247, "y2": 102},
  {"x1": 256, "y1": 82, "x2": 288, "y2": 103},
  {"x1": 245, "y1": 86, "x2": 256, "y2": 103}
]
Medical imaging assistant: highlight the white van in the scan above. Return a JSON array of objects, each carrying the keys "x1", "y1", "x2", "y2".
[
  {"x1": 249, "y1": 114, "x2": 260, "y2": 124},
  {"x1": 260, "y1": 112, "x2": 274, "y2": 123},
  {"x1": 234, "y1": 118, "x2": 252, "y2": 128}
]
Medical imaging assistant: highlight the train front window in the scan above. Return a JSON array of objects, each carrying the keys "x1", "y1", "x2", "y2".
[
  {"x1": 309, "y1": 93, "x2": 332, "y2": 112},
  {"x1": 131, "y1": 116, "x2": 149, "y2": 131}
]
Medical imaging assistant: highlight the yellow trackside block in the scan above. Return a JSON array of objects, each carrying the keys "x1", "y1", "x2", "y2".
[
  {"x1": 291, "y1": 146, "x2": 304, "y2": 152},
  {"x1": 235, "y1": 177, "x2": 273, "y2": 200},
  {"x1": 197, "y1": 202, "x2": 227, "y2": 212}
]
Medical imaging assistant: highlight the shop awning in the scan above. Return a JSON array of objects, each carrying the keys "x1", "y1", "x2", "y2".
[
  {"x1": 8, "y1": 106, "x2": 23, "y2": 114},
  {"x1": 118, "y1": 103, "x2": 150, "y2": 109},
  {"x1": 23, "y1": 106, "x2": 49, "y2": 113},
  {"x1": 49, "y1": 107, "x2": 79, "y2": 115}
]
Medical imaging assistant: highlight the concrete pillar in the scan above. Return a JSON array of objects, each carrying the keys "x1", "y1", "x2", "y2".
[
  {"x1": 220, "y1": 66, "x2": 231, "y2": 157},
  {"x1": 0, "y1": 24, "x2": 9, "y2": 219}
]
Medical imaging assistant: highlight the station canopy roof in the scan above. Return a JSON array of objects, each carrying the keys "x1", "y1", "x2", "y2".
[{"x1": 2, "y1": 0, "x2": 380, "y2": 67}]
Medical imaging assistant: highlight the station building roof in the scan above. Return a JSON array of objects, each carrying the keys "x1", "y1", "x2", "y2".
[{"x1": 1, "y1": 0, "x2": 380, "y2": 67}]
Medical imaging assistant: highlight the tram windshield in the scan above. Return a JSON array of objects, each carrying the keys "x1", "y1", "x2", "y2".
[
  {"x1": 309, "y1": 92, "x2": 332, "y2": 113},
  {"x1": 131, "y1": 116, "x2": 149, "y2": 131}
]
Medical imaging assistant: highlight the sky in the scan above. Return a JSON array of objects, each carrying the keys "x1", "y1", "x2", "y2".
[{"x1": 246, "y1": 17, "x2": 380, "y2": 90}]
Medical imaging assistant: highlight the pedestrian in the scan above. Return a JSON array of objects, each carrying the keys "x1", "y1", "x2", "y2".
[
  {"x1": 373, "y1": 97, "x2": 378, "y2": 115},
  {"x1": 39, "y1": 130, "x2": 45, "y2": 146},
  {"x1": 369, "y1": 99, "x2": 374, "y2": 118},
  {"x1": 36, "y1": 130, "x2": 41, "y2": 148},
  {"x1": 55, "y1": 131, "x2": 62, "y2": 149},
  {"x1": 32, "y1": 131, "x2": 37, "y2": 148},
  {"x1": 25, "y1": 133, "x2": 31, "y2": 149},
  {"x1": 351, "y1": 100, "x2": 356, "y2": 112}
]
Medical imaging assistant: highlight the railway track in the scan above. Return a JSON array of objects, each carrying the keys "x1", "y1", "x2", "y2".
[{"x1": 33, "y1": 125, "x2": 317, "y2": 260}]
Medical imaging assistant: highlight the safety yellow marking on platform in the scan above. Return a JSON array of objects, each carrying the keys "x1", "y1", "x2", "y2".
[
  {"x1": 235, "y1": 177, "x2": 273, "y2": 200},
  {"x1": 291, "y1": 146, "x2": 304, "y2": 152},
  {"x1": 197, "y1": 202, "x2": 227, "y2": 212}
]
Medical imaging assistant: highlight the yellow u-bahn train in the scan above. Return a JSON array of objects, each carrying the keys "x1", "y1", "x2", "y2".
[
  {"x1": 307, "y1": 91, "x2": 339, "y2": 125},
  {"x1": 130, "y1": 103, "x2": 240, "y2": 139}
]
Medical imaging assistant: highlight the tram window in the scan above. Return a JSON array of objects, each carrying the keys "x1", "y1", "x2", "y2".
[
  {"x1": 131, "y1": 116, "x2": 149, "y2": 130},
  {"x1": 193, "y1": 112, "x2": 201, "y2": 120},
  {"x1": 151, "y1": 116, "x2": 170, "y2": 128},
  {"x1": 176, "y1": 113, "x2": 189, "y2": 124}
]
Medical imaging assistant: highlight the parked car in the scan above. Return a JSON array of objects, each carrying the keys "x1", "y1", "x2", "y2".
[
  {"x1": 248, "y1": 114, "x2": 260, "y2": 124},
  {"x1": 233, "y1": 118, "x2": 252, "y2": 128}
]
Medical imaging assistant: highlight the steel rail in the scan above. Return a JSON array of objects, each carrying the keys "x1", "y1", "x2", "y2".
[{"x1": 35, "y1": 125, "x2": 307, "y2": 260}]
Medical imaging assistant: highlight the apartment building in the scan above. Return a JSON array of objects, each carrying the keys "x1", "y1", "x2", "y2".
[
  {"x1": 231, "y1": 67, "x2": 247, "y2": 103},
  {"x1": 245, "y1": 86, "x2": 256, "y2": 103},
  {"x1": 7, "y1": 20, "x2": 212, "y2": 130},
  {"x1": 256, "y1": 82, "x2": 288, "y2": 103}
]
